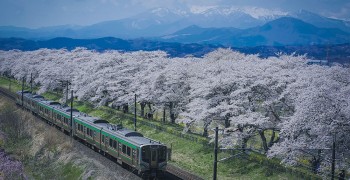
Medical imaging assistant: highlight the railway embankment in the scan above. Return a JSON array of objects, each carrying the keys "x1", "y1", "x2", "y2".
[{"x1": 0, "y1": 95, "x2": 141, "y2": 179}]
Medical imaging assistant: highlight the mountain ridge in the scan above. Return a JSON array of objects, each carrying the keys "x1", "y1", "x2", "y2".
[
  {"x1": 1, "y1": 7, "x2": 349, "y2": 41},
  {"x1": 160, "y1": 17, "x2": 350, "y2": 47}
]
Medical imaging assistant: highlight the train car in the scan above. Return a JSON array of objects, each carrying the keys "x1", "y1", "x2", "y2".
[{"x1": 15, "y1": 91, "x2": 167, "y2": 178}]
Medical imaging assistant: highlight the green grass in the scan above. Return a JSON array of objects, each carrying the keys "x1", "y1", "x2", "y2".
[
  {"x1": 41, "y1": 91, "x2": 62, "y2": 101},
  {"x1": 0, "y1": 77, "x2": 22, "y2": 92},
  {"x1": 0, "y1": 76, "x2": 321, "y2": 180},
  {"x1": 62, "y1": 162, "x2": 84, "y2": 180}
]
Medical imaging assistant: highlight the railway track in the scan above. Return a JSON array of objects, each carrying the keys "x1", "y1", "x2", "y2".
[
  {"x1": 0, "y1": 87, "x2": 204, "y2": 180},
  {"x1": 0, "y1": 87, "x2": 15, "y2": 100}
]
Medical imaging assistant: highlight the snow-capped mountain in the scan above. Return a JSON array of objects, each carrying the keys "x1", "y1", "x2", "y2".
[
  {"x1": 189, "y1": 6, "x2": 287, "y2": 20},
  {"x1": 1, "y1": 6, "x2": 350, "y2": 41},
  {"x1": 160, "y1": 17, "x2": 350, "y2": 47},
  {"x1": 289, "y1": 9, "x2": 350, "y2": 32}
]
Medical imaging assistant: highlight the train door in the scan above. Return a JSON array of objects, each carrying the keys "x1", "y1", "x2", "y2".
[
  {"x1": 150, "y1": 147, "x2": 158, "y2": 168},
  {"x1": 118, "y1": 143, "x2": 121, "y2": 158},
  {"x1": 83, "y1": 126, "x2": 86, "y2": 140},
  {"x1": 105, "y1": 136, "x2": 109, "y2": 152},
  {"x1": 132, "y1": 149, "x2": 137, "y2": 166}
]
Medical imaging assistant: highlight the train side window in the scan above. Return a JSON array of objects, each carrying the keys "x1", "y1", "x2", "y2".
[
  {"x1": 109, "y1": 138, "x2": 113, "y2": 147},
  {"x1": 122, "y1": 145, "x2": 126, "y2": 154},
  {"x1": 127, "y1": 147, "x2": 131, "y2": 156},
  {"x1": 113, "y1": 140, "x2": 117, "y2": 149},
  {"x1": 102, "y1": 135, "x2": 104, "y2": 143}
]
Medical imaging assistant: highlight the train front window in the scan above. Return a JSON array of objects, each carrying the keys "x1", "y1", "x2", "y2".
[
  {"x1": 158, "y1": 146, "x2": 167, "y2": 163},
  {"x1": 151, "y1": 150, "x2": 156, "y2": 161},
  {"x1": 141, "y1": 146, "x2": 150, "y2": 163}
]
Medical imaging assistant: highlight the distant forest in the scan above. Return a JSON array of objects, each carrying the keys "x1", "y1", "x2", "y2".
[{"x1": 0, "y1": 37, "x2": 349, "y2": 64}]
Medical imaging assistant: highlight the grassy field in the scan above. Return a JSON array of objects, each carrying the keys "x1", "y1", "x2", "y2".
[{"x1": 0, "y1": 76, "x2": 320, "y2": 180}]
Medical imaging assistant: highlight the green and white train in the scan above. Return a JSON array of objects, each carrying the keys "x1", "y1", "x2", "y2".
[{"x1": 16, "y1": 90, "x2": 167, "y2": 178}]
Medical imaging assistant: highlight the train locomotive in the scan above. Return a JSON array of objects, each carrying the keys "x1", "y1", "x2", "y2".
[{"x1": 16, "y1": 90, "x2": 167, "y2": 178}]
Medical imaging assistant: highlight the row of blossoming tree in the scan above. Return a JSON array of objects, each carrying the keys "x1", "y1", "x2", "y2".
[{"x1": 0, "y1": 48, "x2": 349, "y2": 174}]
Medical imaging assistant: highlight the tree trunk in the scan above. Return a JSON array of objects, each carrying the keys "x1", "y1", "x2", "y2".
[
  {"x1": 202, "y1": 125, "x2": 208, "y2": 137},
  {"x1": 241, "y1": 137, "x2": 248, "y2": 153},
  {"x1": 310, "y1": 150, "x2": 321, "y2": 173},
  {"x1": 224, "y1": 113, "x2": 230, "y2": 128},
  {"x1": 146, "y1": 102, "x2": 153, "y2": 119},
  {"x1": 147, "y1": 102, "x2": 152, "y2": 112},
  {"x1": 140, "y1": 102, "x2": 146, "y2": 117},
  {"x1": 122, "y1": 104, "x2": 129, "y2": 113},
  {"x1": 268, "y1": 130, "x2": 276, "y2": 148},
  {"x1": 258, "y1": 130, "x2": 268, "y2": 152},
  {"x1": 169, "y1": 102, "x2": 175, "y2": 123}
]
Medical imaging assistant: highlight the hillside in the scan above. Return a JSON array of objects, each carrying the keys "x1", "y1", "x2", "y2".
[
  {"x1": 161, "y1": 17, "x2": 350, "y2": 47},
  {"x1": 0, "y1": 37, "x2": 220, "y2": 57}
]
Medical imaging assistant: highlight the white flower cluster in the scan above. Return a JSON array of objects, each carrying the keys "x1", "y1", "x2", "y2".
[{"x1": 0, "y1": 48, "x2": 349, "y2": 172}]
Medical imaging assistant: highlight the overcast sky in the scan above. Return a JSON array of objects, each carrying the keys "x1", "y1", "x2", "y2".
[{"x1": 1, "y1": 0, "x2": 349, "y2": 28}]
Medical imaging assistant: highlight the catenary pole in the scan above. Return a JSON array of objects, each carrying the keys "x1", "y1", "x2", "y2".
[
  {"x1": 331, "y1": 133, "x2": 336, "y2": 180},
  {"x1": 30, "y1": 73, "x2": 33, "y2": 93},
  {"x1": 21, "y1": 77, "x2": 25, "y2": 106},
  {"x1": 70, "y1": 90, "x2": 74, "y2": 137},
  {"x1": 134, "y1": 94, "x2": 137, "y2": 131},
  {"x1": 163, "y1": 106, "x2": 166, "y2": 123},
  {"x1": 66, "y1": 80, "x2": 69, "y2": 105},
  {"x1": 213, "y1": 127, "x2": 218, "y2": 180}
]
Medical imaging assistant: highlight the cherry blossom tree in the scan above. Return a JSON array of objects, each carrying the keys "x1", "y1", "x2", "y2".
[{"x1": 0, "y1": 48, "x2": 349, "y2": 174}]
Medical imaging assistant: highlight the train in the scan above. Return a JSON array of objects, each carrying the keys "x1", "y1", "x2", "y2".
[{"x1": 15, "y1": 90, "x2": 167, "y2": 179}]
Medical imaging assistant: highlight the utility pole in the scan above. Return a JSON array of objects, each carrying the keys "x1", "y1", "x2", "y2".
[
  {"x1": 70, "y1": 90, "x2": 74, "y2": 137},
  {"x1": 331, "y1": 134, "x2": 336, "y2": 180},
  {"x1": 213, "y1": 126, "x2": 218, "y2": 180},
  {"x1": 66, "y1": 80, "x2": 69, "y2": 105},
  {"x1": 21, "y1": 77, "x2": 25, "y2": 107},
  {"x1": 134, "y1": 94, "x2": 137, "y2": 131}
]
